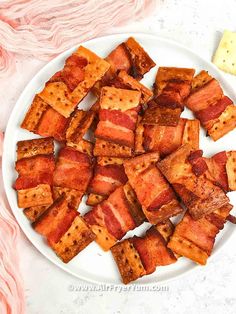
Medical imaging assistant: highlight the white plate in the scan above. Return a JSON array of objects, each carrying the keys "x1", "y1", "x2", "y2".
[{"x1": 3, "y1": 33, "x2": 236, "y2": 285}]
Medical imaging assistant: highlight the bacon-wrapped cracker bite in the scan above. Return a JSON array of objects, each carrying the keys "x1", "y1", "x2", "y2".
[
  {"x1": 34, "y1": 196, "x2": 95, "y2": 263},
  {"x1": 94, "y1": 86, "x2": 141, "y2": 155},
  {"x1": 124, "y1": 152, "x2": 183, "y2": 224},
  {"x1": 142, "y1": 67, "x2": 195, "y2": 126},
  {"x1": 142, "y1": 118, "x2": 200, "y2": 157},
  {"x1": 21, "y1": 96, "x2": 70, "y2": 142},
  {"x1": 158, "y1": 144, "x2": 230, "y2": 220},
  {"x1": 14, "y1": 138, "x2": 55, "y2": 210},
  {"x1": 186, "y1": 70, "x2": 236, "y2": 141},
  {"x1": 168, "y1": 204, "x2": 233, "y2": 265},
  {"x1": 35, "y1": 47, "x2": 110, "y2": 118},
  {"x1": 204, "y1": 151, "x2": 236, "y2": 192},
  {"x1": 87, "y1": 157, "x2": 128, "y2": 206},
  {"x1": 93, "y1": 37, "x2": 156, "y2": 95},
  {"x1": 53, "y1": 146, "x2": 93, "y2": 192},
  {"x1": 84, "y1": 185, "x2": 145, "y2": 251},
  {"x1": 111, "y1": 220, "x2": 176, "y2": 284},
  {"x1": 65, "y1": 109, "x2": 96, "y2": 144}
]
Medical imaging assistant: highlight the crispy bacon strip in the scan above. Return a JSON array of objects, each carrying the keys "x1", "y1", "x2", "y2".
[
  {"x1": 168, "y1": 204, "x2": 233, "y2": 265},
  {"x1": 158, "y1": 144, "x2": 230, "y2": 219},
  {"x1": 84, "y1": 185, "x2": 145, "y2": 251},
  {"x1": 87, "y1": 157, "x2": 128, "y2": 205},
  {"x1": 124, "y1": 152, "x2": 183, "y2": 224},
  {"x1": 143, "y1": 118, "x2": 199, "y2": 157},
  {"x1": 53, "y1": 146, "x2": 93, "y2": 192}
]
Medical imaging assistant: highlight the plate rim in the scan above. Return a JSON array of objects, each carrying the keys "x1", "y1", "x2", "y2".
[{"x1": 2, "y1": 32, "x2": 236, "y2": 285}]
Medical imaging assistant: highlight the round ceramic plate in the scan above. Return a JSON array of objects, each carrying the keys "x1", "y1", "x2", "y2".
[{"x1": 3, "y1": 33, "x2": 236, "y2": 285}]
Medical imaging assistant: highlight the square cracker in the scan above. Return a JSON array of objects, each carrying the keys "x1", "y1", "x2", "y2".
[
  {"x1": 51, "y1": 216, "x2": 96, "y2": 263},
  {"x1": 100, "y1": 86, "x2": 141, "y2": 111},
  {"x1": 21, "y1": 95, "x2": 48, "y2": 132},
  {"x1": 111, "y1": 239, "x2": 146, "y2": 284},
  {"x1": 17, "y1": 184, "x2": 53, "y2": 208},
  {"x1": 213, "y1": 30, "x2": 236, "y2": 75},
  {"x1": 17, "y1": 137, "x2": 54, "y2": 160}
]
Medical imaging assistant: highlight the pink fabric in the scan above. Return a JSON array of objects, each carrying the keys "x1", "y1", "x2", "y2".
[
  {"x1": 0, "y1": 132, "x2": 24, "y2": 314},
  {"x1": 0, "y1": 1, "x2": 156, "y2": 312},
  {"x1": 0, "y1": 0, "x2": 156, "y2": 77}
]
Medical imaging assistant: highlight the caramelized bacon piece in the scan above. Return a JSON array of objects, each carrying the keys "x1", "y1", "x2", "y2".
[
  {"x1": 84, "y1": 185, "x2": 145, "y2": 251},
  {"x1": 195, "y1": 96, "x2": 233, "y2": 124},
  {"x1": 168, "y1": 204, "x2": 233, "y2": 265},
  {"x1": 94, "y1": 87, "x2": 141, "y2": 151},
  {"x1": 53, "y1": 146, "x2": 93, "y2": 192},
  {"x1": 124, "y1": 153, "x2": 183, "y2": 224},
  {"x1": 158, "y1": 144, "x2": 230, "y2": 219},
  {"x1": 186, "y1": 79, "x2": 223, "y2": 111},
  {"x1": 36, "y1": 107, "x2": 69, "y2": 141},
  {"x1": 111, "y1": 220, "x2": 176, "y2": 284},
  {"x1": 132, "y1": 227, "x2": 176, "y2": 274},
  {"x1": 143, "y1": 118, "x2": 199, "y2": 157},
  {"x1": 87, "y1": 157, "x2": 127, "y2": 205}
]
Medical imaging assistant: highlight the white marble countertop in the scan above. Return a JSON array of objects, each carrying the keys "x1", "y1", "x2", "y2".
[{"x1": 2, "y1": 0, "x2": 236, "y2": 313}]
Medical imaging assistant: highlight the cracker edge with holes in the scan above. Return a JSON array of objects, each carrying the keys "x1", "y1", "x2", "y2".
[
  {"x1": 226, "y1": 151, "x2": 236, "y2": 191},
  {"x1": 93, "y1": 139, "x2": 133, "y2": 158},
  {"x1": 111, "y1": 239, "x2": 146, "y2": 284},
  {"x1": 17, "y1": 184, "x2": 53, "y2": 208},
  {"x1": 17, "y1": 137, "x2": 54, "y2": 160},
  {"x1": 100, "y1": 86, "x2": 141, "y2": 111}
]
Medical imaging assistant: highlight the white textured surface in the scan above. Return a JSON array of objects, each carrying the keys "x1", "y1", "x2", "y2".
[{"x1": 2, "y1": 0, "x2": 236, "y2": 313}]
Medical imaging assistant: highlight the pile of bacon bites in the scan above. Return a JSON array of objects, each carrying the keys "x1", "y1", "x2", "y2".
[{"x1": 14, "y1": 37, "x2": 236, "y2": 284}]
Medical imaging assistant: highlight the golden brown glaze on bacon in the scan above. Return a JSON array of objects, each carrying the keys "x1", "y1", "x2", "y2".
[
  {"x1": 84, "y1": 185, "x2": 145, "y2": 251},
  {"x1": 142, "y1": 67, "x2": 195, "y2": 126},
  {"x1": 143, "y1": 118, "x2": 199, "y2": 157},
  {"x1": 186, "y1": 71, "x2": 236, "y2": 141},
  {"x1": 53, "y1": 146, "x2": 93, "y2": 192},
  {"x1": 111, "y1": 220, "x2": 176, "y2": 284},
  {"x1": 124, "y1": 152, "x2": 183, "y2": 224},
  {"x1": 37, "y1": 107, "x2": 69, "y2": 141},
  {"x1": 168, "y1": 204, "x2": 233, "y2": 265},
  {"x1": 87, "y1": 157, "x2": 128, "y2": 205},
  {"x1": 158, "y1": 144, "x2": 230, "y2": 220}
]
